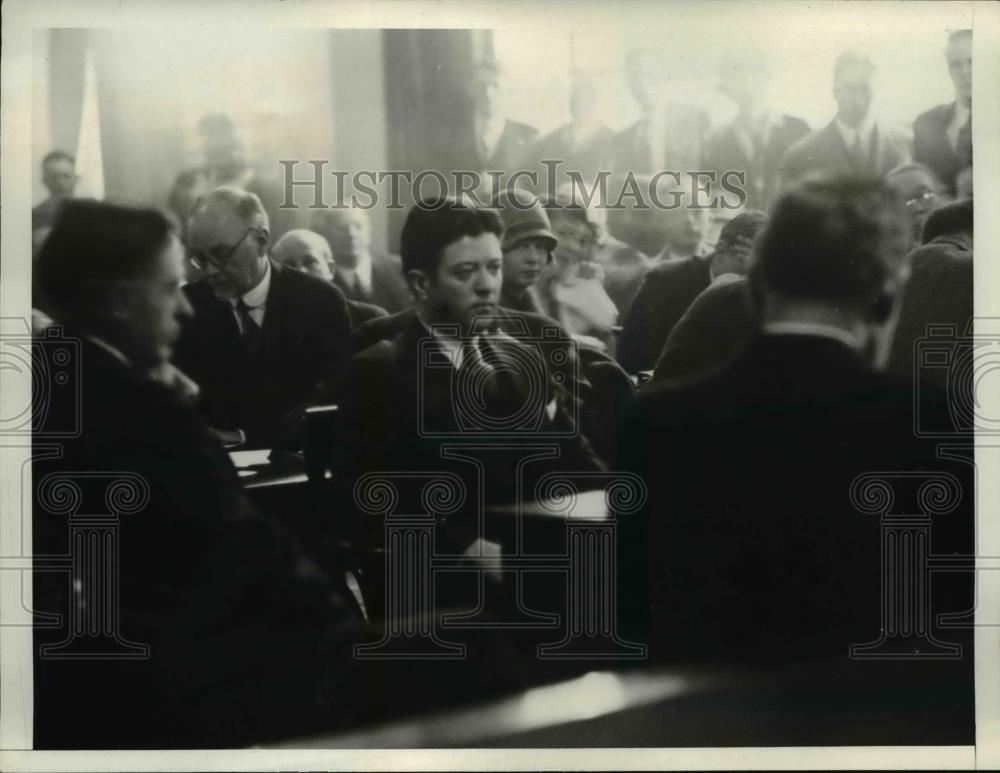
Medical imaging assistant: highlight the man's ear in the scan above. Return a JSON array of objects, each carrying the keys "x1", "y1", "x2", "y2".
[
  {"x1": 407, "y1": 269, "x2": 431, "y2": 300},
  {"x1": 256, "y1": 227, "x2": 271, "y2": 254}
]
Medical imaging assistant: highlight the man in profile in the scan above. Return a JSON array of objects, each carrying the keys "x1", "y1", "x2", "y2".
[
  {"x1": 914, "y1": 30, "x2": 972, "y2": 195},
  {"x1": 174, "y1": 187, "x2": 352, "y2": 448},
  {"x1": 779, "y1": 50, "x2": 910, "y2": 185},
  {"x1": 617, "y1": 179, "x2": 973, "y2": 708}
]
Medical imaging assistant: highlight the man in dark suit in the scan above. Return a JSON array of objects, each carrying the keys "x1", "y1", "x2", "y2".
[
  {"x1": 31, "y1": 200, "x2": 366, "y2": 747},
  {"x1": 330, "y1": 198, "x2": 603, "y2": 550},
  {"x1": 651, "y1": 210, "x2": 769, "y2": 383},
  {"x1": 616, "y1": 178, "x2": 713, "y2": 373},
  {"x1": 914, "y1": 30, "x2": 972, "y2": 196},
  {"x1": 706, "y1": 48, "x2": 810, "y2": 211},
  {"x1": 779, "y1": 50, "x2": 911, "y2": 187},
  {"x1": 272, "y1": 228, "x2": 388, "y2": 329},
  {"x1": 33, "y1": 200, "x2": 524, "y2": 747},
  {"x1": 313, "y1": 207, "x2": 412, "y2": 314},
  {"x1": 464, "y1": 59, "x2": 539, "y2": 179},
  {"x1": 532, "y1": 71, "x2": 614, "y2": 190},
  {"x1": 32, "y1": 150, "x2": 79, "y2": 231},
  {"x1": 616, "y1": 179, "x2": 973, "y2": 693},
  {"x1": 174, "y1": 187, "x2": 353, "y2": 449},
  {"x1": 612, "y1": 48, "x2": 709, "y2": 176},
  {"x1": 888, "y1": 198, "x2": 973, "y2": 385}
]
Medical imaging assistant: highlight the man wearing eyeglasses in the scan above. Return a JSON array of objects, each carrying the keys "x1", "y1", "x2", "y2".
[
  {"x1": 175, "y1": 186, "x2": 352, "y2": 449},
  {"x1": 886, "y1": 163, "x2": 949, "y2": 244}
]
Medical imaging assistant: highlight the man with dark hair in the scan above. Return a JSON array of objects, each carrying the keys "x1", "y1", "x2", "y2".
[
  {"x1": 914, "y1": 30, "x2": 972, "y2": 195},
  {"x1": 330, "y1": 197, "x2": 602, "y2": 550},
  {"x1": 174, "y1": 187, "x2": 353, "y2": 449},
  {"x1": 888, "y1": 198, "x2": 973, "y2": 385},
  {"x1": 272, "y1": 228, "x2": 389, "y2": 329},
  {"x1": 617, "y1": 178, "x2": 973, "y2": 722},
  {"x1": 779, "y1": 50, "x2": 910, "y2": 185},
  {"x1": 32, "y1": 150, "x2": 79, "y2": 231},
  {"x1": 312, "y1": 207, "x2": 412, "y2": 313},
  {"x1": 651, "y1": 210, "x2": 769, "y2": 383},
  {"x1": 31, "y1": 199, "x2": 363, "y2": 748},
  {"x1": 33, "y1": 200, "x2": 521, "y2": 747}
]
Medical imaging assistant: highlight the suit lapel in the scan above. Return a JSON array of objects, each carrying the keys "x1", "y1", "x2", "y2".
[{"x1": 255, "y1": 261, "x2": 286, "y2": 360}]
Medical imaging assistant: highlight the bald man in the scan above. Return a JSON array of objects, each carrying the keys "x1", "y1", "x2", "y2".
[
  {"x1": 312, "y1": 208, "x2": 412, "y2": 313},
  {"x1": 174, "y1": 188, "x2": 353, "y2": 449},
  {"x1": 272, "y1": 229, "x2": 388, "y2": 329}
]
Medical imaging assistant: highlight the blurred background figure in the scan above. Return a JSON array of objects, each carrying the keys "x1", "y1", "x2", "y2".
[
  {"x1": 612, "y1": 48, "x2": 709, "y2": 176},
  {"x1": 168, "y1": 114, "x2": 294, "y2": 240},
  {"x1": 779, "y1": 49, "x2": 910, "y2": 186},
  {"x1": 538, "y1": 199, "x2": 619, "y2": 352},
  {"x1": 272, "y1": 228, "x2": 389, "y2": 328},
  {"x1": 914, "y1": 29, "x2": 972, "y2": 196},
  {"x1": 888, "y1": 198, "x2": 973, "y2": 385},
  {"x1": 532, "y1": 70, "x2": 614, "y2": 189},
  {"x1": 32, "y1": 150, "x2": 79, "y2": 231},
  {"x1": 885, "y1": 163, "x2": 949, "y2": 244},
  {"x1": 706, "y1": 48, "x2": 810, "y2": 211},
  {"x1": 465, "y1": 58, "x2": 538, "y2": 178},
  {"x1": 312, "y1": 207, "x2": 411, "y2": 314},
  {"x1": 652, "y1": 210, "x2": 769, "y2": 384},
  {"x1": 586, "y1": 196, "x2": 650, "y2": 319}
]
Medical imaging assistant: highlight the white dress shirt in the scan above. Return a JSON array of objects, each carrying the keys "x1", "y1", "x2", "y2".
[
  {"x1": 763, "y1": 320, "x2": 865, "y2": 353},
  {"x1": 229, "y1": 260, "x2": 271, "y2": 334},
  {"x1": 835, "y1": 116, "x2": 876, "y2": 159}
]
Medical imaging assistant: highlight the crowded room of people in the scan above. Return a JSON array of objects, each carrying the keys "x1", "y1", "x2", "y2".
[{"x1": 27, "y1": 9, "x2": 978, "y2": 750}]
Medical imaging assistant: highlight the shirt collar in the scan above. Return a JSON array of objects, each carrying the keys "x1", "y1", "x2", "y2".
[
  {"x1": 835, "y1": 115, "x2": 875, "y2": 146},
  {"x1": 762, "y1": 320, "x2": 866, "y2": 352},
  {"x1": 85, "y1": 335, "x2": 131, "y2": 366},
  {"x1": 231, "y1": 259, "x2": 271, "y2": 309}
]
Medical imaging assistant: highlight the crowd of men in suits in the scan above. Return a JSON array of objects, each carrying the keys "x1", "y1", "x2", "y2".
[{"x1": 29, "y1": 32, "x2": 975, "y2": 747}]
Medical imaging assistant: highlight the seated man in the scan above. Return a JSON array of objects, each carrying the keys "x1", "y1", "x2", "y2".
[
  {"x1": 885, "y1": 163, "x2": 949, "y2": 244},
  {"x1": 888, "y1": 198, "x2": 973, "y2": 384},
  {"x1": 31, "y1": 200, "x2": 365, "y2": 748},
  {"x1": 312, "y1": 206, "x2": 412, "y2": 313},
  {"x1": 174, "y1": 187, "x2": 353, "y2": 449},
  {"x1": 651, "y1": 210, "x2": 769, "y2": 384},
  {"x1": 272, "y1": 228, "x2": 388, "y2": 328},
  {"x1": 33, "y1": 200, "x2": 524, "y2": 748},
  {"x1": 616, "y1": 178, "x2": 714, "y2": 373},
  {"x1": 617, "y1": 179, "x2": 973, "y2": 687},
  {"x1": 330, "y1": 198, "x2": 604, "y2": 551}
]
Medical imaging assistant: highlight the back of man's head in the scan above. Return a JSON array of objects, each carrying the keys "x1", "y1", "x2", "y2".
[
  {"x1": 400, "y1": 198, "x2": 503, "y2": 276},
  {"x1": 753, "y1": 177, "x2": 909, "y2": 315},
  {"x1": 38, "y1": 200, "x2": 175, "y2": 327},
  {"x1": 921, "y1": 198, "x2": 973, "y2": 244}
]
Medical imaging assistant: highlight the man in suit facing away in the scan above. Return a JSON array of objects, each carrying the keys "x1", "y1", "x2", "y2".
[
  {"x1": 272, "y1": 228, "x2": 389, "y2": 329},
  {"x1": 616, "y1": 178, "x2": 973, "y2": 711},
  {"x1": 914, "y1": 30, "x2": 972, "y2": 196},
  {"x1": 779, "y1": 50, "x2": 911, "y2": 187},
  {"x1": 174, "y1": 187, "x2": 353, "y2": 449},
  {"x1": 313, "y1": 206, "x2": 412, "y2": 314}
]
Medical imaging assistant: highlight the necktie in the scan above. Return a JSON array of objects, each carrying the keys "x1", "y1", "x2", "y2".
[
  {"x1": 956, "y1": 117, "x2": 972, "y2": 165},
  {"x1": 235, "y1": 298, "x2": 261, "y2": 353},
  {"x1": 457, "y1": 337, "x2": 502, "y2": 414},
  {"x1": 850, "y1": 131, "x2": 866, "y2": 169}
]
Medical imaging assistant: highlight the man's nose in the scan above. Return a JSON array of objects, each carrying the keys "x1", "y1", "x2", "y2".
[{"x1": 177, "y1": 290, "x2": 195, "y2": 319}]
